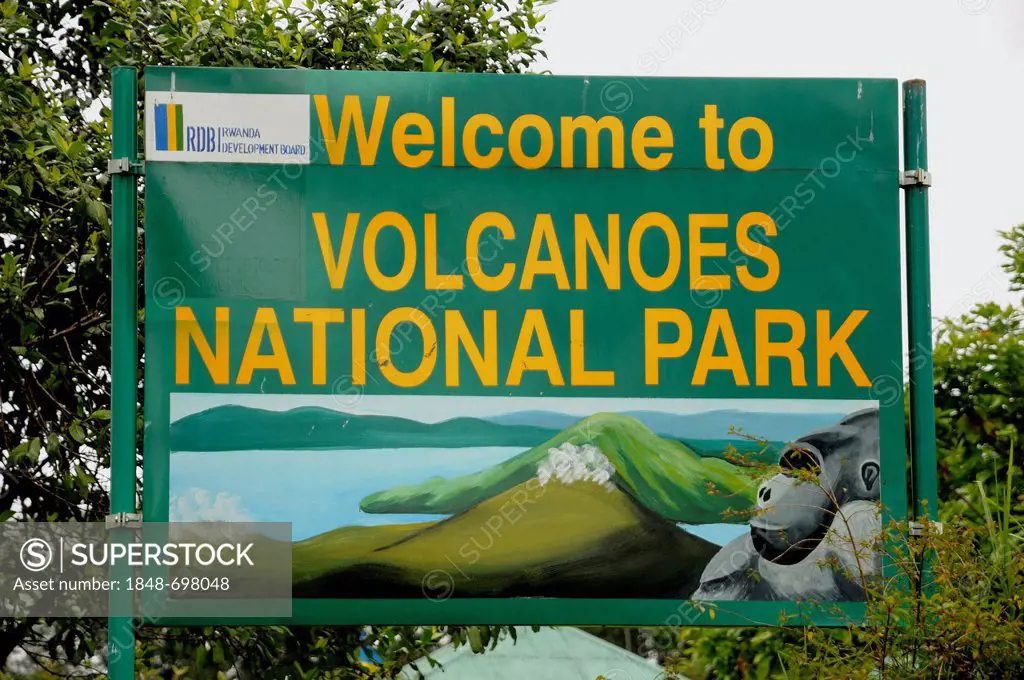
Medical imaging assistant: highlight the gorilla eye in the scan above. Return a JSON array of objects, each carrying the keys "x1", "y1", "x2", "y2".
[{"x1": 779, "y1": 445, "x2": 821, "y2": 477}]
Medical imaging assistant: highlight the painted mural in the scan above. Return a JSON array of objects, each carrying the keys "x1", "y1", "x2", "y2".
[{"x1": 168, "y1": 395, "x2": 880, "y2": 601}]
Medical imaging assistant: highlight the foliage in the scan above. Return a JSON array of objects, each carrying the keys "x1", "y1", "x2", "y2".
[
  {"x1": 641, "y1": 446, "x2": 1024, "y2": 680},
  {"x1": 1, "y1": 0, "x2": 547, "y2": 676},
  {"x1": 779, "y1": 456, "x2": 1024, "y2": 679},
  {"x1": 932, "y1": 225, "x2": 1024, "y2": 521},
  {"x1": 619, "y1": 226, "x2": 1024, "y2": 679}
]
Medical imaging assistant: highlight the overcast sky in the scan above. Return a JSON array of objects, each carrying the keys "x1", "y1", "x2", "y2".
[{"x1": 537, "y1": 0, "x2": 1024, "y2": 326}]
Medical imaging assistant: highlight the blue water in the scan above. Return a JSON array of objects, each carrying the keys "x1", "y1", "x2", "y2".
[
  {"x1": 682, "y1": 523, "x2": 748, "y2": 546},
  {"x1": 169, "y1": 447, "x2": 525, "y2": 540}
]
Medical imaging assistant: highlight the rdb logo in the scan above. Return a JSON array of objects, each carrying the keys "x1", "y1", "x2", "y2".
[{"x1": 186, "y1": 126, "x2": 218, "y2": 152}]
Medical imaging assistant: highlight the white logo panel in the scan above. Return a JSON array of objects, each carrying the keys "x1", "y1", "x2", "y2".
[{"x1": 145, "y1": 91, "x2": 310, "y2": 164}]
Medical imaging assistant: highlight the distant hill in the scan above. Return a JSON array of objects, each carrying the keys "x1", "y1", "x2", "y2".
[
  {"x1": 486, "y1": 409, "x2": 848, "y2": 442},
  {"x1": 360, "y1": 413, "x2": 757, "y2": 525},
  {"x1": 169, "y1": 405, "x2": 557, "y2": 452},
  {"x1": 293, "y1": 480, "x2": 720, "y2": 598}
]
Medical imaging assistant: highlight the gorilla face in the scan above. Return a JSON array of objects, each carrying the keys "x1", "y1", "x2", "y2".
[
  {"x1": 749, "y1": 408, "x2": 881, "y2": 565},
  {"x1": 750, "y1": 445, "x2": 833, "y2": 564}
]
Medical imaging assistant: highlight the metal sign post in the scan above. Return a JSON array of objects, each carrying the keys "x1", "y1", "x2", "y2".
[
  {"x1": 108, "y1": 65, "x2": 140, "y2": 680},
  {"x1": 900, "y1": 80, "x2": 939, "y2": 524}
]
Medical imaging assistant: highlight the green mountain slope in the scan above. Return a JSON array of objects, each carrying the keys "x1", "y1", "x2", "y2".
[
  {"x1": 361, "y1": 413, "x2": 757, "y2": 525},
  {"x1": 169, "y1": 405, "x2": 557, "y2": 451},
  {"x1": 293, "y1": 479, "x2": 720, "y2": 598},
  {"x1": 680, "y1": 438, "x2": 784, "y2": 465}
]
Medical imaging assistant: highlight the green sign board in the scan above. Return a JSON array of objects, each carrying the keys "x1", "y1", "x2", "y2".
[{"x1": 142, "y1": 67, "x2": 906, "y2": 626}]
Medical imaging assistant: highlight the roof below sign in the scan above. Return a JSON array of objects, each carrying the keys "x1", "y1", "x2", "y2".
[{"x1": 398, "y1": 626, "x2": 670, "y2": 680}]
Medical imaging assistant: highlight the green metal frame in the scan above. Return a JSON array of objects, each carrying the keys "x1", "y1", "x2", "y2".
[
  {"x1": 902, "y1": 80, "x2": 938, "y2": 521},
  {"x1": 109, "y1": 66, "x2": 139, "y2": 680},
  {"x1": 108, "y1": 69, "x2": 936, "y2": 645}
]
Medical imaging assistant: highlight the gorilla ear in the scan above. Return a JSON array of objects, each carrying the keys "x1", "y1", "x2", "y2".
[{"x1": 861, "y1": 462, "x2": 880, "y2": 492}]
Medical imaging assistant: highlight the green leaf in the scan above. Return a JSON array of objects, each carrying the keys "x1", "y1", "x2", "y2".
[
  {"x1": 28, "y1": 437, "x2": 41, "y2": 461},
  {"x1": 18, "y1": 54, "x2": 32, "y2": 79},
  {"x1": 468, "y1": 627, "x2": 482, "y2": 653},
  {"x1": 10, "y1": 441, "x2": 30, "y2": 463},
  {"x1": 47, "y1": 127, "x2": 69, "y2": 153},
  {"x1": 4, "y1": 184, "x2": 21, "y2": 196},
  {"x1": 508, "y1": 32, "x2": 526, "y2": 49},
  {"x1": 89, "y1": 409, "x2": 112, "y2": 420},
  {"x1": 66, "y1": 139, "x2": 85, "y2": 158},
  {"x1": 69, "y1": 423, "x2": 85, "y2": 443},
  {"x1": 86, "y1": 199, "x2": 109, "y2": 228}
]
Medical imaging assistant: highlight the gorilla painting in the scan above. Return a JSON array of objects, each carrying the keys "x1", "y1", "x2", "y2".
[{"x1": 692, "y1": 407, "x2": 881, "y2": 602}]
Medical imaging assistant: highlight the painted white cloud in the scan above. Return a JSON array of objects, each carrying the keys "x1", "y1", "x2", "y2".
[
  {"x1": 169, "y1": 487, "x2": 253, "y2": 522},
  {"x1": 537, "y1": 442, "x2": 616, "y2": 491}
]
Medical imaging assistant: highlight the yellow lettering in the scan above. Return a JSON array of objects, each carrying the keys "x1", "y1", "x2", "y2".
[
  {"x1": 693, "y1": 309, "x2": 749, "y2": 386},
  {"x1": 294, "y1": 308, "x2": 345, "y2": 385},
  {"x1": 364, "y1": 211, "x2": 417, "y2": 292},
  {"x1": 313, "y1": 211, "x2": 360, "y2": 290},
  {"x1": 175, "y1": 307, "x2": 230, "y2": 385},
  {"x1": 728, "y1": 117, "x2": 773, "y2": 172},
  {"x1": 817, "y1": 310, "x2": 870, "y2": 387},
  {"x1": 507, "y1": 309, "x2": 564, "y2": 386},
  {"x1": 632, "y1": 116, "x2": 673, "y2": 171},
  {"x1": 392, "y1": 112, "x2": 434, "y2": 168},
  {"x1": 628, "y1": 212, "x2": 681, "y2": 292},
  {"x1": 644, "y1": 308, "x2": 692, "y2": 385},
  {"x1": 570, "y1": 310, "x2": 614, "y2": 386},
  {"x1": 425, "y1": 214, "x2": 463, "y2": 291},
  {"x1": 689, "y1": 214, "x2": 731, "y2": 291},
  {"x1": 736, "y1": 211, "x2": 780, "y2": 292},
  {"x1": 376, "y1": 307, "x2": 437, "y2": 388},
  {"x1": 237, "y1": 308, "x2": 295, "y2": 385},
  {"x1": 508, "y1": 114, "x2": 554, "y2": 170},
  {"x1": 560, "y1": 115, "x2": 624, "y2": 169},
  {"x1": 521, "y1": 214, "x2": 570, "y2": 290},
  {"x1": 313, "y1": 94, "x2": 389, "y2": 166},
  {"x1": 463, "y1": 114, "x2": 504, "y2": 169},
  {"x1": 466, "y1": 212, "x2": 515, "y2": 291},
  {"x1": 351, "y1": 308, "x2": 366, "y2": 385},
  {"x1": 441, "y1": 97, "x2": 456, "y2": 167},
  {"x1": 445, "y1": 310, "x2": 498, "y2": 387},
  {"x1": 756, "y1": 309, "x2": 806, "y2": 387},
  {"x1": 699, "y1": 104, "x2": 725, "y2": 170},
  {"x1": 575, "y1": 214, "x2": 621, "y2": 290}
]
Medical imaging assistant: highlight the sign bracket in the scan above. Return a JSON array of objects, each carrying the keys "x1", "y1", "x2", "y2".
[
  {"x1": 107, "y1": 157, "x2": 145, "y2": 176},
  {"x1": 105, "y1": 512, "x2": 144, "y2": 530},
  {"x1": 899, "y1": 168, "x2": 932, "y2": 188},
  {"x1": 908, "y1": 521, "x2": 943, "y2": 538}
]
